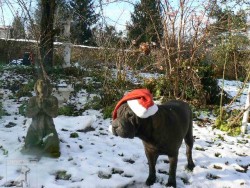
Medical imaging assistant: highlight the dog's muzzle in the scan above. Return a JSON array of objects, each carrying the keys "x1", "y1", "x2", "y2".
[{"x1": 110, "y1": 119, "x2": 119, "y2": 136}]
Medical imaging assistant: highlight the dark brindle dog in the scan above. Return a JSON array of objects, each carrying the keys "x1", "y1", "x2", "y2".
[{"x1": 112, "y1": 100, "x2": 195, "y2": 187}]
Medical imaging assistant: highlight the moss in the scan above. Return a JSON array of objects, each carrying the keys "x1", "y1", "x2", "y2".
[
  {"x1": 70, "y1": 132, "x2": 79, "y2": 138},
  {"x1": 0, "y1": 146, "x2": 8, "y2": 156},
  {"x1": 215, "y1": 152, "x2": 221, "y2": 157},
  {"x1": 55, "y1": 170, "x2": 71, "y2": 180},
  {"x1": 216, "y1": 134, "x2": 225, "y2": 141}
]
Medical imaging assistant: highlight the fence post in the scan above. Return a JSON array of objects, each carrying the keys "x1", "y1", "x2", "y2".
[{"x1": 241, "y1": 83, "x2": 250, "y2": 134}]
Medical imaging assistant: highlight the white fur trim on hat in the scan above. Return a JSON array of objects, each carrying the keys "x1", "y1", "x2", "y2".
[{"x1": 127, "y1": 99, "x2": 158, "y2": 118}]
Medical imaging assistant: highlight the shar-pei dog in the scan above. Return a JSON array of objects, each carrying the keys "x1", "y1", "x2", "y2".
[{"x1": 111, "y1": 89, "x2": 195, "y2": 187}]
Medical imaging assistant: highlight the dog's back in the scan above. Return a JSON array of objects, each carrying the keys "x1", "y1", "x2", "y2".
[
  {"x1": 158, "y1": 100, "x2": 192, "y2": 130},
  {"x1": 161, "y1": 100, "x2": 192, "y2": 123},
  {"x1": 146, "y1": 100, "x2": 192, "y2": 154}
]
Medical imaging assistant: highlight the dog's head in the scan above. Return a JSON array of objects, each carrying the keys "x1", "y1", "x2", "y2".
[{"x1": 112, "y1": 103, "x2": 139, "y2": 139}]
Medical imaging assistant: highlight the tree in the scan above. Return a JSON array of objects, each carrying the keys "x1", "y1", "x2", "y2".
[
  {"x1": 126, "y1": 0, "x2": 163, "y2": 45},
  {"x1": 69, "y1": 0, "x2": 99, "y2": 45},
  {"x1": 209, "y1": 3, "x2": 248, "y2": 36},
  {"x1": 93, "y1": 24, "x2": 123, "y2": 47},
  {"x1": 39, "y1": 0, "x2": 57, "y2": 71},
  {"x1": 208, "y1": 3, "x2": 249, "y2": 80},
  {"x1": 11, "y1": 15, "x2": 26, "y2": 39}
]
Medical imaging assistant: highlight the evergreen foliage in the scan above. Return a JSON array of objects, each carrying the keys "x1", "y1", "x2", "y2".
[
  {"x1": 209, "y1": 3, "x2": 248, "y2": 35},
  {"x1": 93, "y1": 25, "x2": 124, "y2": 47},
  {"x1": 11, "y1": 15, "x2": 26, "y2": 39},
  {"x1": 69, "y1": 0, "x2": 99, "y2": 45},
  {"x1": 127, "y1": 0, "x2": 163, "y2": 45}
]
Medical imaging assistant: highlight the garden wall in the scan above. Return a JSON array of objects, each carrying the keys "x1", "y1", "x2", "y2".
[{"x1": 0, "y1": 39, "x2": 121, "y2": 65}]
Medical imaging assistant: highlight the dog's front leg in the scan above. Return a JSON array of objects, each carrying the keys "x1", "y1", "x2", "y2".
[
  {"x1": 167, "y1": 155, "x2": 178, "y2": 187},
  {"x1": 144, "y1": 147, "x2": 159, "y2": 186}
]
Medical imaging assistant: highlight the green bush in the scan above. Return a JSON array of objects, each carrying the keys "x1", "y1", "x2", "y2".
[
  {"x1": 102, "y1": 105, "x2": 115, "y2": 119},
  {"x1": 0, "y1": 102, "x2": 6, "y2": 118},
  {"x1": 213, "y1": 108, "x2": 242, "y2": 136},
  {"x1": 70, "y1": 132, "x2": 79, "y2": 138},
  {"x1": 58, "y1": 105, "x2": 75, "y2": 116},
  {"x1": 198, "y1": 62, "x2": 231, "y2": 105},
  {"x1": 143, "y1": 76, "x2": 170, "y2": 99},
  {"x1": 84, "y1": 96, "x2": 103, "y2": 111},
  {"x1": 15, "y1": 80, "x2": 35, "y2": 98},
  {"x1": 18, "y1": 101, "x2": 28, "y2": 116},
  {"x1": 55, "y1": 170, "x2": 71, "y2": 180},
  {"x1": 209, "y1": 35, "x2": 249, "y2": 80},
  {"x1": 5, "y1": 65, "x2": 35, "y2": 76}
]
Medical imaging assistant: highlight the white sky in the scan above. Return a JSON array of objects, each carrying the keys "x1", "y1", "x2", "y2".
[
  {"x1": 0, "y1": 0, "x2": 134, "y2": 31},
  {"x1": 95, "y1": 0, "x2": 135, "y2": 31},
  {"x1": 0, "y1": 0, "x2": 37, "y2": 25},
  {"x1": 0, "y1": 0, "x2": 248, "y2": 32}
]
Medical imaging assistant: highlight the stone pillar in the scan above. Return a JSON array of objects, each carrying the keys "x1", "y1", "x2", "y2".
[
  {"x1": 63, "y1": 42, "x2": 72, "y2": 68},
  {"x1": 63, "y1": 17, "x2": 72, "y2": 68}
]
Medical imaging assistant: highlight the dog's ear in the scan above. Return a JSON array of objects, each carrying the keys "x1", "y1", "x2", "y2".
[{"x1": 113, "y1": 103, "x2": 139, "y2": 138}]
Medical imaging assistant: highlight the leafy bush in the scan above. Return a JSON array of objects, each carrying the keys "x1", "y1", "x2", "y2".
[
  {"x1": 102, "y1": 105, "x2": 115, "y2": 119},
  {"x1": 0, "y1": 102, "x2": 6, "y2": 118},
  {"x1": 18, "y1": 101, "x2": 28, "y2": 116},
  {"x1": 15, "y1": 80, "x2": 35, "y2": 98},
  {"x1": 210, "y1": 35, "x2": 249, "y2": 80},
  {"x1": 213, "y1": 108, "x2": 242, "y2": 136},
  {"x1": 5, "y1": 65, "x2": 35, "y2": 76},
  {"x1": 143, "y1": 76, "x2": 173, "y2": 101},
  {"x1": 142, "y1": 61, "x2": 231, "y2": 106},
  {"x1": 100, "y1": 78, "x2": 134, "y2": 118},
  {"x1": 70, "y1": 132, "x2": 79, "y2": 138},
  {"x1": 58, "y1": 105, "x2": 75, "y2": 116},
  {"x1": 198, "y1": 62, "x2": 231, "y2": 105},
  {"x1": 83, "y1": 96, "x2": 103, "y2": 111}
]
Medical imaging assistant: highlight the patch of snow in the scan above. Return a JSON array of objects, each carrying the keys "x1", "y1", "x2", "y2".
[{"x1": 0, "y1": 69, "x2": 249, "y2": 188}]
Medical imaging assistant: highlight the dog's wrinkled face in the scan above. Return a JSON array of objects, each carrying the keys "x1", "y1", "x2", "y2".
[{"x1": 112, "y1": 103, "x2": 138, "y2": 139}]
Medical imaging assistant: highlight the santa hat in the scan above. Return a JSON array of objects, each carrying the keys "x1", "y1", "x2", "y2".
[{"x1": 112, "y1": 89, "x2": 158, "y2": 120}]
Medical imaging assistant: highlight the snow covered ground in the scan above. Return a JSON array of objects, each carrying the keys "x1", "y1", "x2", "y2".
[{"x1": 0, "y1": 68, "x2": 249, "y2": 188}]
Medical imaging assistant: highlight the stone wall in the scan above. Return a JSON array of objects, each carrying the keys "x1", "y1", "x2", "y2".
[{"x1": 0, "y1": 39, "x2": 117, "y2": 65}]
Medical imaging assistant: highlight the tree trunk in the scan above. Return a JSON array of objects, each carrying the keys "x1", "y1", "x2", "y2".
[{"x1": 40, "y1": 0, "x2": 56, "y2": 71}]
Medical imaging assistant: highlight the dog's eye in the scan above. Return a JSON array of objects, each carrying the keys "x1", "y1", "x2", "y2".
[{"x1": 126, "y1": 112, "x2": 133, "y2": 118}]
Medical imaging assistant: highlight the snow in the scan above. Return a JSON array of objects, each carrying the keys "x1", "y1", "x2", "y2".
[
  {"x1": 0, "y1": 69, "x2": 250, "y2": 188},
  {"x1": 218, "y1": 79, "x2": 249, "y2": 109}
]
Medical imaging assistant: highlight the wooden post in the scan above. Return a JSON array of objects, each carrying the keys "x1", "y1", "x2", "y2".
[{"x1": 241, "y1": 83, "x2": 250, "y2": 133}]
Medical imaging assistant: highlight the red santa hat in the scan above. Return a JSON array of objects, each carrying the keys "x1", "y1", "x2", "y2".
[{"x1": 112, "y1": 89, "x2": 158, "y2": 120}]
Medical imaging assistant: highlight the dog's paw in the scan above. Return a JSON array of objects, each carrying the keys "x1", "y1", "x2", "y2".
[
  {"x1": 167, "y1": 176, "x2": 176, "y2": 187},
  {"x1": 185, "y1": 163, "x2": 195, "y2": 171},
  {"x1": 145, "y1": 175, "x2": 156, "y2": 186},
  {"x1": 166, "y1": 181, "x2": 176, "y2": 187}
]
